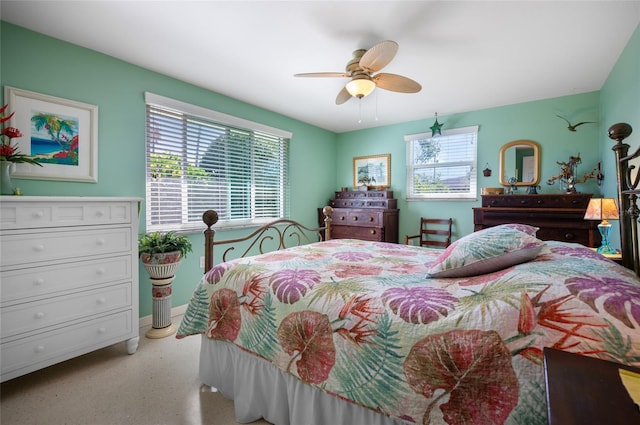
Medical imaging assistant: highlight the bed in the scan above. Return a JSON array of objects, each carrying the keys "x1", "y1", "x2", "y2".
[{"x1": 177, "y1": 124, "x2": 640, "y2": 425}]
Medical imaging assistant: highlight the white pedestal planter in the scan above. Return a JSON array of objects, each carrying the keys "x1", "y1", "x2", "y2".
[{"x1": 140, "y1": 252, "x2": 182, "y2": 339}]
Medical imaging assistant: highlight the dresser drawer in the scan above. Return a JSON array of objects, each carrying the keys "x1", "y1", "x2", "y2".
[
  {"x1": 0, "y1": 200, "x2": 134, "y2": 230},
  {"x1": 1, "y1": 255, "x2": 132, "y2": 304},
  {"x1": 332, "y1": 210, "x2": 382, "y2": 227},
  {"x1": 335, "y1": 190, "x2": 394, "y2": 200},
  {"x1": 1, "y1": 310, "x2": 134, "y2": 381},
  {"x1": 481, "y1": 194, "x2": 592, "y2": 209},
  {"x1": 332, "y1": 225, "x2": 384, "y2": 241},
  {"x1": 1, "y1": 227, "x2": 132, "y2": 267},
  {"x1": 333, "y1": 198, "x2": 397, "y2": 209},
  {"x1": 536, "y1": 228, "x2": 591, "y2": 245},
  {"x1": 1, "y1": 282, "x2": 132, "y2": 339}
]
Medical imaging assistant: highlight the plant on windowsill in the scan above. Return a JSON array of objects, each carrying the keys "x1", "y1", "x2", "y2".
[{"x1": 138, "y1": 231, "x2": 193, "y2": 279}]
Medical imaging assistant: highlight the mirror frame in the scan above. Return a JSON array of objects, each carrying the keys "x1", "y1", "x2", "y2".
[{"x1": 499, "y1": 140, "x2": 541, "y2": 186}]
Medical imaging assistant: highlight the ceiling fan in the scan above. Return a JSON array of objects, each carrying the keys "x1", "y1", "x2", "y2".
[{"x1": 294, "y1": 40, "x2": 422, "y2": 105}]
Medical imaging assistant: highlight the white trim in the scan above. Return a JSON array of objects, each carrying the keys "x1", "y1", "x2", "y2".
[
  {"x1": 404, "y1": 125, "x2": 479, "y2": 141},
  {"x1": 144, "y1": 92, "x2": 292, "y2": 139},
  {"x1": 138, "y1": 303, "x2": 188, "y2": 329}
]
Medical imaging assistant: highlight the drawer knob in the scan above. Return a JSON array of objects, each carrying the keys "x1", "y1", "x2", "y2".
[
  {"x1": 97, "y1": 327, "x2": 107, "y2": 334},
  {"x1": 33, "y1": 278, "x2": 45, "y2": 286},
  {"x1": 95, "y1": 210, "x2": 104, "y2": 217},
  {"x1": 96, "y1": 268, "x2": 105, "y2": 275},
  {"x1": 32, "y1": 211, "x2": 44, "y2": 219},
  {"x1": 35, "y1": 312, "x2": 45, "y2": 319},
  {"x1": 352, "y1": 216, "x2": 358, "y2": 221},
  {"x1": 340, "y1": 216, "x2": 345, "y2": 221},
  {"x1": 34, "y1": 345, "x2": 45, "y2": 353},
  {"x1": 97, "y1": 297, "x2": 107, "y2": 305},
  {"x1": 370, "y1": 230, "x2": 376, "y2": 235},
  {"x1": 565, "y1": 233, "x2": 574, "y2": 240},
  {"x1": 96, "y1": 238, "x2": 105, "y2": 246},
  {"x1": 33, "y1": 244, "x2": 45, "y2": 252},
  {"x1": 368, "y1": 217, "x2": 374, "y2": 221}
]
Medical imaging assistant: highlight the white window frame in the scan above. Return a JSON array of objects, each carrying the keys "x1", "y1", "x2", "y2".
[
  {"x1": 144, "y1": 93, "x2": 291, "y2": 232},
  {"x1": 405, "y1": 126, "x2": 478, "y2": 201}
]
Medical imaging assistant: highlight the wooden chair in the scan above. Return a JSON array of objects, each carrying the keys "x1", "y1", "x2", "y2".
[{"x1": 404, "y1": 218, "x2": 453, "y2": 248}]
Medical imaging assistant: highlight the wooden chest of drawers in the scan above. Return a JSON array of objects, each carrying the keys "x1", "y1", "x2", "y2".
[
  {"x1": 473, "y1": 194, "x2": 600, "y2": 246},
  {"x1": 0, "y1": 196, "x2": 141, "y2": 382},
  {"x1": 328, "y1": 190, "x2": 399, "y2": 243}
]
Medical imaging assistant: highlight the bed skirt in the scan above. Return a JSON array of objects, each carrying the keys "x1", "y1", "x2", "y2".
[{"x1": 199, "y1": 336, "x2": 408, "y2": 425}]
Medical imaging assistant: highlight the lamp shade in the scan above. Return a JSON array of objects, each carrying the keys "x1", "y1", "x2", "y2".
[
  {"x1": 584, "y1": 198, "x2": 619, "y2": 224},
  {"x1": 346, "y1": 79, "x2": 376, "y2": 99}
]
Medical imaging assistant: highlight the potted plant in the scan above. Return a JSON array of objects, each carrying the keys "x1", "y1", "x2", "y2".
[{"x1": 138, "y1": 231, "x2": 193, "y2": 279}]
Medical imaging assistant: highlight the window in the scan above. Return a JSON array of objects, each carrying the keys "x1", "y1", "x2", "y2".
[
  {"x1": 145, "y1": 93, "x2": 290, "y2": 232},
  {"x1": 405, "y1": 126, "x2": 478, "y2": 200}
]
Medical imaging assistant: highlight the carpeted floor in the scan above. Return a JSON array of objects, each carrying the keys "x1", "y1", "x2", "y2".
[{"x1": 0, "y1": 317, "x2": 271, "y2": 425}]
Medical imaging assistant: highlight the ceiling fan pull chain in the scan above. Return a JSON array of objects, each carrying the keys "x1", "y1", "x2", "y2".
[
  {"x1": 358, "y1": 99, "x2": 363, "y2": 124},
  {"x1": 375, "y1": 91, "x2": 379, "y2": 121}
]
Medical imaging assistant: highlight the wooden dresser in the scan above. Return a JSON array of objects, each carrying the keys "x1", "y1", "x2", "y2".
[
  {"x1": 473, "y1": 194, "x2": 600, "y2": 247},
  {"x1": 0, "y1": 196, "x2": 141, "y2": 382},
  {"x1": 327, "y1": 190, "x2": 399, "y2": 243}
]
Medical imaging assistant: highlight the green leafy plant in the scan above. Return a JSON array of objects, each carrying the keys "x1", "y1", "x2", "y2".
[{"x1": 138, "y1": 231, "x2": 193, "y2": 258}]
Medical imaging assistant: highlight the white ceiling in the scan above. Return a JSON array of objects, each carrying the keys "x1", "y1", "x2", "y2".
[{"x1": 2, "y1": 1, "x2": 639, "y2": 133}]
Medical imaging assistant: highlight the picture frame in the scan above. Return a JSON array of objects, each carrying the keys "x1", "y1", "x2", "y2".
[
  {"x1": 4, "y1": 86, "x2": 98, "y2": 182},
  {"x1": 353, "y1": 154, "x2": 391, "y2": 188}
]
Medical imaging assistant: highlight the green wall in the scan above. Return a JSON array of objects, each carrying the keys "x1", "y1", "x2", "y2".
[
  {"x1": 600, "y1": 23, "x2": 640, "y2": 248},
  {"x1": 1, "y1": 20, "x2": 638, "y2": 318},
  {"x1": 336, "y1": 92, "x2": 603, "y2": 241},
  {"x1": 0, "y1": 22, "x2": 337, "y2": 317}
]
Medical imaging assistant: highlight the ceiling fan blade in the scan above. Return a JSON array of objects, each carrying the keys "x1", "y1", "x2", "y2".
[
  {"x1": 373, "y1": 73, "x2": 422, "y2": 93},
  {"x1": 294, "y1": 72, "x2": 349, "y2": 78},
  {"x1": 359, "y1": 40, "x2": 398, "y2": 73},
  {"x1": 335, "y1": 87, "x2": 352, "y2": 105}
]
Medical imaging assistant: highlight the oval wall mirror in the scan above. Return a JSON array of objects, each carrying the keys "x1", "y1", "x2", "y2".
[{"x1": 499, "y1": 140, "x2": 540, "y2": 186}]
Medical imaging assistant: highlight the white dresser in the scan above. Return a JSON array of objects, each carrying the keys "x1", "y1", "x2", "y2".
[{"x1": 0, "y1": 196, "x2": 141, "y2": 382}]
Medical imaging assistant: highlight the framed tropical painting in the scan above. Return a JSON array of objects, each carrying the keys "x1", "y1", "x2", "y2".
[{"x1": 4, "y1": 86, "x2": 98, "y2": 182}]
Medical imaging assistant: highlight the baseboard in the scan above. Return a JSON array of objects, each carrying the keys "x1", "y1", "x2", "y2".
[{"x1": 138, "y1": 304, "x2": 188, "y2": 329}]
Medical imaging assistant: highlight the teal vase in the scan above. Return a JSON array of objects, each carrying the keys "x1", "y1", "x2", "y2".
[{"x1": 1, "y1": 161, "x2": 14, "y2": 195}]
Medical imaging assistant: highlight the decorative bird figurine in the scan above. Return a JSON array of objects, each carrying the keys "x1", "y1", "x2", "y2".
[{"x1": 556, "y1": 115, "x2": 597, "y2": 132}]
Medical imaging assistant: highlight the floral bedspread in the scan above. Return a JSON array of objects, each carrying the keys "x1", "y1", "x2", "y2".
[{"x1": 177, "y1": 239, "x2": 640, "y2": 424}]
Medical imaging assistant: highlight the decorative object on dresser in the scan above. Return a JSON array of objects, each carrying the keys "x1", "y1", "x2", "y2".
[
  {"x1": 352, "y1": 154, "x2": 390, "y2": 188},
  {"x1": 473, "y1": 194, "x2": 600, "y2": 247},
  {"x1": 328, "y1": 189, "x2": 398, "y2": 242},
  {"x1": 0, "y1": 197, "x2": 141, "y2": 382},
  {"x1": 404, "y1": 217, "x2": 453, "y2": 248},
  {"x1": 583, "y1": 198, "x2": 620, "y2": 255},
  {"x1": 546, "y1": 152, "x2": 600, "y2": 193},
  {"x1": 139, "y1": 231, "x2": 192, "y2": 338}
]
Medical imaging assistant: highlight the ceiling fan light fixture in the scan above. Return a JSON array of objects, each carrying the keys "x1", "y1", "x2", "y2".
[{"x1": 346, "y1": 79, "x2": 376, "y2": 99}]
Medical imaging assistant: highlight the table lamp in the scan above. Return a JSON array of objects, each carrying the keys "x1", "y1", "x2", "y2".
[{"x1": 584, "y1": 198, "x2": 619, "y2": 254}]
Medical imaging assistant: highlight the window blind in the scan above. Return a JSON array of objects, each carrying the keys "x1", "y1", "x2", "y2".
[
  {"x1": 145, "y1": 94, "x2": 290, "y2": 232},
  {"x1": 405, "y1": 126, "x2": 478, "y2": 200}
]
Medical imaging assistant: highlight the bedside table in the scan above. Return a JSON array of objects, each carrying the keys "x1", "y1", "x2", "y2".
[
  {"x1": 543, "y1": 347, "x2": 640, "y2": 424},
  {"x1": 589, "y1": 247, "x2": 623, "y2": 265}
]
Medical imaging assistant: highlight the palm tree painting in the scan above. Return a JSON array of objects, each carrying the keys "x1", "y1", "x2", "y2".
[{"x1": 30, "y1": 112, "x2": 79, "y2": 166}]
